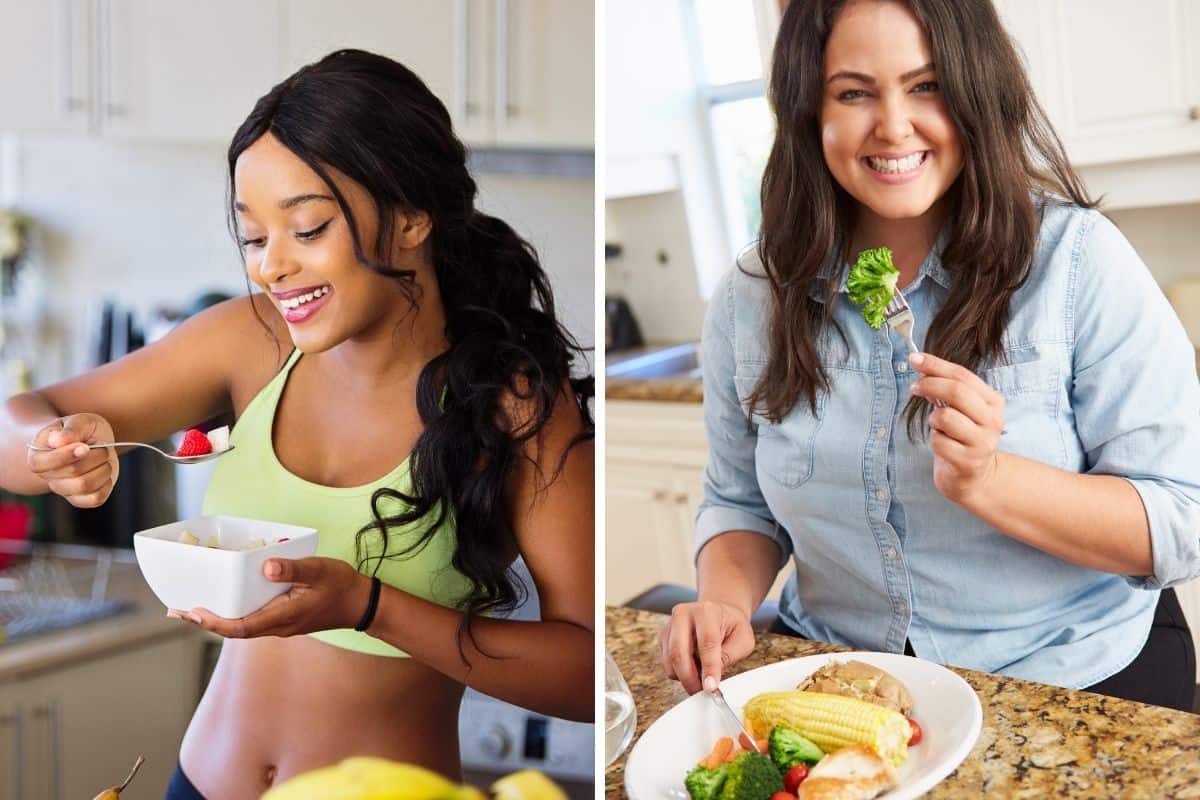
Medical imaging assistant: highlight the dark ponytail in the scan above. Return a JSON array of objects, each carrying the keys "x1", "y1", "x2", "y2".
[{"x1": 227, "y1": 49, "x2": 593, "y2": 654}]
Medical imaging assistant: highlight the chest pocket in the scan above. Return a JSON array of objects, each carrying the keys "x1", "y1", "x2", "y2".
[
  {"x1": 734, "y1": 363, "x2": 826, "y2": 488},
  {"x1": 981, "y1": 357, "x2": 1068, "y2": 469}
]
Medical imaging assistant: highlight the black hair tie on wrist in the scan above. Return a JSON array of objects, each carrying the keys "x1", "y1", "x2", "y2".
[{"x1": 354, "y1": 576, "x2": 382, "y2": 632}]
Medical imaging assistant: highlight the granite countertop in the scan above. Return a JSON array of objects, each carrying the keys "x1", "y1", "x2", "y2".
[
  {"x1": 606, "y1": 377, "x2": 702, "y2": 403},
  {"x1": 0, "y1": 555, "x2": 206, "y2": 682},
  {"x1": 605, "y1": 605, "x2": 1200, "y2": 799}
]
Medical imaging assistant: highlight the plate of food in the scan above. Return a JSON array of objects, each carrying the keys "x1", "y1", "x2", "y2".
[{"x1": 624, "y1": 651, "x2": 982, "y2": 800}]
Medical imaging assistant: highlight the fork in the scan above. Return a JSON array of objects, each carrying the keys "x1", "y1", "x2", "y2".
[
  {"x1": 26, "y1": 440, "x2": 234, "y2": 465},
  {"x1": 884, "y1": 288, "x2": 919, "y2": 355},
  {"x1": 885, "y1": 289, "x2": 946, "y2": 409}
]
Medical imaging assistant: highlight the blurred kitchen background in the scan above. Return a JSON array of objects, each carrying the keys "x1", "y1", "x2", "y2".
[
  {"x1": 0, "y1": 2, "x2": 594, "y2": 798},
  {"x1": 605, "y1": 0, "x2": 1200, "y2": 701}
]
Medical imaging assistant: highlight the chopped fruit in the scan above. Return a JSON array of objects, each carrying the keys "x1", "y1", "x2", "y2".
[
  {"x1": 178, "y1": 530, "x2": 199, "y2": 546},
  {"x1": 176, "y1": 429, "x2": 213, "y2": 457},
  {"x1": 206, "y1": 537, "x2": 220, "y2": 548},
  {"x1": 205, "y1": 425, "x2": 231, "y2": 452}
]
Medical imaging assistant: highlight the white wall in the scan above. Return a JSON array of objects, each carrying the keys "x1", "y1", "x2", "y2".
[{"x1": 1, "y1": 136, "x2": 593, "y2": 386}]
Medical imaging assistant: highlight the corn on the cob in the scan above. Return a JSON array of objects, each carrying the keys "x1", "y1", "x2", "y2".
[{"x1": 743, "y1": 691, "x2": 911, "y2": 766}]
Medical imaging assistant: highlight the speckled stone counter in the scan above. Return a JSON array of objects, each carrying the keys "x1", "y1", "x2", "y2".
[
  {"x1": 606, "y1": 378, "x2": 702, "y2": 403},
  {"x1": 605, "y1": 606, "x2": 1200, "y2": 799}
]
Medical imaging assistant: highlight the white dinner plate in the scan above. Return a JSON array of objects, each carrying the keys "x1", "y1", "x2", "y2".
[{"x1": 624, "y1": 651, "x2": 982, "y2": 800}]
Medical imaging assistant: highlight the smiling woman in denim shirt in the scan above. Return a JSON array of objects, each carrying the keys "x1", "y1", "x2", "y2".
[{"x1": 659, "y1": 0, "x2": 1200, "y2": 711}]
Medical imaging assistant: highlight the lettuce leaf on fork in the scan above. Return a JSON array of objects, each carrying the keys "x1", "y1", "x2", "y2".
[{"x1": 847, "y1": 246, "x2": 900, "y2": 330}]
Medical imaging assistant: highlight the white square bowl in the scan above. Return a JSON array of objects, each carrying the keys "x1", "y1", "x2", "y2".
[{"x1": 133, "y1": 515, "x2": 319, "y2": 619}]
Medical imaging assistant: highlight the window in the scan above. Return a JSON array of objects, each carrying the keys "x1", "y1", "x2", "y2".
[{"x1": 687, "y1": 0, "x2": 780, "y2": 257}]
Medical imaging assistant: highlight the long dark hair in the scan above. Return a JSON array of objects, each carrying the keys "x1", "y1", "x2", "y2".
[
  {"x1": 754, "y1": 0, "x2": 1096, "y2": 437},
  {"x1": 227, "y1": 49, "x2": 593, "y2": 653}
]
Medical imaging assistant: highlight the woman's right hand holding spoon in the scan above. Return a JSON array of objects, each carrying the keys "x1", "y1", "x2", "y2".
[{"x1": 26, "y1": 413, "x2": 120, "y2": 508}]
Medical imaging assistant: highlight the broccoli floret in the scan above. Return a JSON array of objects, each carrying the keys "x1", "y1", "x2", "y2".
[
  {"x1": 847, "y1": 246, "x2": 900, "y2": 329},
  {"x1": 684, "y1": 763, "x2": 730, "y2": 800},
  {"x1": 768, "y1": 726, "x2": 824, "y2": 771},
  {"x1": 717, "y1": 752, "x2": 783, "y2": 800}
]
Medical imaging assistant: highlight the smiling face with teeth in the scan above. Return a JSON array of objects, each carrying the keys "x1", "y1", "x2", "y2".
[
  {"x1": 819, "y1": 0, "x2": 964, "y2": 230},
  {"x1": 233, "y1": 133, "x2": 437, "y2": 354}
]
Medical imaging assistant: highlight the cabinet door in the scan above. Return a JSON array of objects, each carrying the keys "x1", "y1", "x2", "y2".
[
  {"x1": 283, "y1": 0, "x2": 490, "y2": 143},
  {"x1": 0, "y1": 685, "x2": 21, "y2": 800},
  {"x1": 0, "y1": 0, "x2": 91, "y2": 132},
  {"x1": 607, "y1": 462, "x2": 694, "y2": 604},
  {"x1": 22, "y1": 634, "x2": 204, "y2": 800},
  {"x1": 495, "y1": 0, "x2": 593, "y2": 148},
  {"x1": 99, "y1": 0, "x2": 284, "y2": 141},
  {"x1": 1027, "y1": 0, "x2": 1200, "y2": 164}
]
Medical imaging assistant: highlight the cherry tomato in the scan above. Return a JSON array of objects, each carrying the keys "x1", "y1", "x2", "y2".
[
  {"x1": 769, "y1": 793, "x2": 796, "y2": 800},
  {"x1": 784, "y1": 763, "x2": 810, "y2": 793},
  {"x1": 908, "y1": 717, "x2": 923, "y2": 747}
]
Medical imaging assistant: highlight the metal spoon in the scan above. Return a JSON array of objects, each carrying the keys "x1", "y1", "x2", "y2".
[{"x1": 27, "y1": 441, "x2": 234, "y2": 465}]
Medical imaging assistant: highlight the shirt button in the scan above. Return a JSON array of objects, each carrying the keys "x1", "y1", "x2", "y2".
[
  {"x1": 898, "y1": 601, "x2": 910, "y2": 614},
  {"x1": 886, "y1": 546, "x2": 897, "y2": 560},
  {"x1": 875, "y1": 426, "x2": 886, "y2": 440},
  {"x1": 875, "y1": 489, "x2": 886, "y2": 502},
  {"x1": 896, "y1": 362, "x2": 909, "y2": 373}
]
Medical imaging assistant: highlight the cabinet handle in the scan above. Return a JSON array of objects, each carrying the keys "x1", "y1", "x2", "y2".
[
  {"x1": 1190, "y1": 106, "x2": 1200, "y2": 122},
  {"x1": 495, "y1": 0, "x2": 515, "y2": 123},
  {"x1": 32, "y1": 702, "x2": 61, "y2": 800},
  {"x1": 99, "y1": 0, "x2": 125, "y2": 121},
  {"x1": 1, "y1": 709, "x2": 24, "y2": 800},
  {"x1": 59, "y1": 0, "x2": 85, "y2": 114},
  {"x1": 651, "y1": 489, "x2": 668, "y2": 501},
  {"x1": 674, "y1": 492, "x2": 689, "y2": 505},
  {"x1": 457, "y1": 0, "x2": 476, "y2": 118}
]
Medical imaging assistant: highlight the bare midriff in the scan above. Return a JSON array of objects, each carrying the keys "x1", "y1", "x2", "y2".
[{"x1": 179, "y1": 635, "x2": 464, "y2": 800}]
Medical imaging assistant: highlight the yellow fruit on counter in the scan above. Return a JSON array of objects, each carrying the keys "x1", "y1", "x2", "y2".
[
  {"x1": 491, "y1": 770, "x2": 568, "y2": 800},
  {"x1": 261, "y1": 758, "x2": 487, "y2": 800}
]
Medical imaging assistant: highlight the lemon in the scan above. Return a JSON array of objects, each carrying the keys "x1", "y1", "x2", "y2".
[{"x1": 491, "y1": 770, "x2": 569, "y2": 800}]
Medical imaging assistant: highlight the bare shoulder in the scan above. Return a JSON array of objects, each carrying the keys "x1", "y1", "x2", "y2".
[{"x1": 185, "y1": 293, "x2": 293, "y2": 412}]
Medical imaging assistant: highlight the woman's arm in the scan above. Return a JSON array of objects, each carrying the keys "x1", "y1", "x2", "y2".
[
  {"x1": 911, "y1": 213, "x2": 1200, "y2": 582},
  {"x1": 366, "y1": 387, "x2": 594, "y2": 720},
  {"x1": 910, "y1": 353, "x2": 1155, "y2": 575},
  {"x1": 0, "y1": 296, "x2": 276, "y2": 497}
]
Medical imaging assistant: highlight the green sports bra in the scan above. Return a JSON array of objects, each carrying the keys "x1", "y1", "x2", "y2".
[{"x1": 201, "y1": 348, "x2": 472, "y2": 656}]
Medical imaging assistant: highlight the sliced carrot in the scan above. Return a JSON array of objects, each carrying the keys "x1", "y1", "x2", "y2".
[
  {"x1": 724, "y1": 744, "x2": 741, "y2": 763},
  {"x1": 757, "y1": 738, "x2": 769, "y2": 753},
  {"x1": 702, "y1": 736, "x2": 733, "y2": 768}
]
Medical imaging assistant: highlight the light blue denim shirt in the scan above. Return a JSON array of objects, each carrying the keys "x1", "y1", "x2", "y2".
[{"x1": 697, "y1": 200, "x2": 1200, "y2": 688}]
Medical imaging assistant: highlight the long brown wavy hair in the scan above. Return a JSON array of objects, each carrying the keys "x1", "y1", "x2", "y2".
[{"x1": 752, "y1": 0, "x2": 1097, "y2": 438}]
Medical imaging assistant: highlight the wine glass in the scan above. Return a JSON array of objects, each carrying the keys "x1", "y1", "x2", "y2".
[{"x1": 605, "y1": 651, "x2": 637, "y2": 766}]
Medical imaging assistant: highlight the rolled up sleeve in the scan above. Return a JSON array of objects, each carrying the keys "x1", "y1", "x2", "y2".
[
  {"x1": 1069, "y1": 212, "x2": 1200, "y2": 589},
  {"x1": 695, "y1": 270, "x2": 792, "y2": 569}
]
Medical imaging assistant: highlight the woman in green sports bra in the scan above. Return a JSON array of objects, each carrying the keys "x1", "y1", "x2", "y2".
[{"x1": 3, "y1": 49, "x2": 594, "y2": 799}]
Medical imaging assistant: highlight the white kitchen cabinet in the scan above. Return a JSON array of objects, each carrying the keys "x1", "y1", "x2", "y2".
[
  {"x1": 0, "y1": 0, "x2": 93, "y2": 133},
  {"x1": 492, "y1": 0, "x2": 594, "y2": 149},
  {"x1": 282, "y1": 0, "x2": 474, "y2": 139},
  {"x1": 0, "y1": 0, "x2": 283, "y2": 142},
  {"x1": 99, "y1": 0, "x2": 285, "y2": 142},
  {"x1": 4, "y1": 633, "x2": 205, "y2": 800},
  {"x1": 607, "y1": 461, "x2": 702, "y2": 604},
  {"x1": 996, "y1": 0, "x2": 1200, "y2": 165},
  {"x1": 283, "y1": 0, "x2": 592, "y2": 150},
  {"x1": 607, "y1": 401, "x2": 708, "y2": 604}
]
